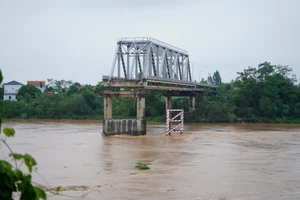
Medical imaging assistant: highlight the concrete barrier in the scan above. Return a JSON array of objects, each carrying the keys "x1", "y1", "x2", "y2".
[{"x1": 103, "y1": 119, "x2": 146, "y2": 136}]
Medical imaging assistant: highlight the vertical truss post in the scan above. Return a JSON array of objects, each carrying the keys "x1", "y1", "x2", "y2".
[
  {"x1": 187, "y1": 57, "x2": 192, "y2": 81},
  {"x1": 178, "y1": 55, "x2": 182, "y2": 80},
  {"x1": 156, "y1": 46, "x2": 160, "y2": 77},
  {"x1": 130, "y1": 52, "x2": 136, "y2": 79},
  {"x1": 166, "y1": 50, "x2": 171, "y2": 78},
  {"x1": 135, "y1": 53, "x2": 138, "y2": 79},
  {"x1": 127, "y1": 45, "x2": 130, "y2": 79},
  {"x1": 144, "y1": 45, "x2": 151, "y2": 78},
  {"x1": 143, "y1": 48, "x2": 146, "y2": 78},
  {"x1": 182, "y1": 57, "x2": 185, "y2": 80},
  {"x1": 161, "y1": 49, "x2": 166, "y2": 78},
  {"x1": 149, "y1": 46, "x2": 152, "y2": 77},
  {"x1": 151, "y1": 47, "x2": 157, "y2": 76},
  {"x1": 169, "y1": 51, "x2": 173, "y2": 79},
  {"x1": 117, "y1": 51, "x2": 120, "y2": 78},
  {"x1": 174, "y1": 53, "x2": 179, "y2": 80}
]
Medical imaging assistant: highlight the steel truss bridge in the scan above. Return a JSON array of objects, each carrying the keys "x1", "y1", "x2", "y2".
[
  {"x1": 101, "y1": 37, "x2": 217, "y2": 136},
  {"x1": 103, "y1": 37, "x2": 216, "y2": 92}
]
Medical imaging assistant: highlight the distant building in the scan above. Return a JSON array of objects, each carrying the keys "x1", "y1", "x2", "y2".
[
  {"x1": 3, "y1": 80, "x2": 23, "y2": 101},
  {"x1": 43, "y1": 91, "x2": 54, "y2": 95},
  {"x1": 27, "y1": 81, "x2": 46, "y2": 93}
]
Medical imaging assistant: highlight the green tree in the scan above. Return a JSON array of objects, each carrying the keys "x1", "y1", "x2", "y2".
[
  {"x1": 94, "y1": 81, "x2": 105, "y2": 94},
  {"x1": 200, "y1": 78, "x2": 207, "y2": 84},
  {"x1": 212, "y1": 70, "x2": 222, "y2": 85},
  {"x1": 16, "y1": 85, "x2": 41, "y2": 102},
  {"x1": 3, "y1": 101, "x2": 26, "y2": 118},
  {"x1": 82, "y1": 89, "x2": 97, "y2": 110},
  {"x1": 173, "y1": 97, "x2": 189, "y2": 111},
  {"x1": 46, "y1": 79, "x2": 73, "y2": 93},
  {"x1": 0, "y1": 70, "x2": 52, "y2": 200},
  {"x1": 207, "y1": 75, "x2": 214, "y2": 85},
  {"x1": 145, "y1": 91, "x2": 165, "y2": 117},
  {"x1": 67, "y1": 84, "x2": 79, "y2": 96},
  {"x1": 0, "y1": 85, "x2": 3, "y2": 100},
  {"x1": 233, "y1": 62, "x2": 297, "y2": 120}
]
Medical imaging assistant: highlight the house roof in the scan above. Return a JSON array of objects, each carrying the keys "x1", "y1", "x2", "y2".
[
  {"x1": 27, "y1": 81, "x2": 45, "y2": 86},
  {"x1": 3, "y1": 80, "x2": 23, "y2": 86},
  {"x1": 43, "y1": 91, "x2": 54, "y2": 95}
]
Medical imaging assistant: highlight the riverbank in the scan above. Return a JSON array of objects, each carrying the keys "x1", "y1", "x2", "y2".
[{"x1": 3, "y1": 117, "x2": 300, "y2": 124}]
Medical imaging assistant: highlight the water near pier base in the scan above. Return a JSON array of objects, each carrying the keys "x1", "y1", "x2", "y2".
[{"x1": 103, "y1": 119, "x2": 146, "y2": 136}]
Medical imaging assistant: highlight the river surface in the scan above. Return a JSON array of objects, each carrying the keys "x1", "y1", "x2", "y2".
[{"x1": 1, "y1": 120, "x2": 300, "y2": 200}]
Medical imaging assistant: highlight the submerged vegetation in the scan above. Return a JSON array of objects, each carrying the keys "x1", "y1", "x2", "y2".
[{"x1": 1, "y1": 62, "x2": 300, "y2": 123}]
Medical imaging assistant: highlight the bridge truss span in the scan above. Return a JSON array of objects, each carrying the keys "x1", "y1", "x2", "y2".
[
  {"x1": 101, "y1": 37, "x2": 217, "y2": 136},
  {"x1": 110, "y1": 37, "x2": 192, "y2": 82}
]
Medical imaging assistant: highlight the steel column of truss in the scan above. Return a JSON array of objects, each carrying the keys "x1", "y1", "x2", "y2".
[
  {"x1": 169, "y1": 51, "x2": 173, "y2": 79},
  {"x1": 109, "y1": 37, "x2": 192, "y2": 82},
  {"x1": 161, "y1": 50, "x2": 166, "y2": 78},
  {"x1": 156, "y1": 46, "x2": 160, "y2": 77},
  {"x1": 174, "y1": 53, "x2": 179, "y2": 80}
]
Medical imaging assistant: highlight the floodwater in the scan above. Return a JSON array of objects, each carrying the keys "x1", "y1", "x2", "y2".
[{"x1": 1, "y1": 120, "x2": 300, "y2": 200}]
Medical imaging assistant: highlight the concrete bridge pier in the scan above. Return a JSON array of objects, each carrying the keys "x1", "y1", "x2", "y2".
[
  {"x1": 189, "y1": 96, "x2": 196, "y2": 112},
  {"x1": 101, "y1": 90, "x2": 146, "y2": 136},
  {"x1": 166, "y1": 96, "x2": 172, "y2": 110},
  {"x1": 137, "y1": 96, "x2": 145, "y2": 120},
  {"x1": 104, "y1": 95, "x2": 112, "y2": 119}
]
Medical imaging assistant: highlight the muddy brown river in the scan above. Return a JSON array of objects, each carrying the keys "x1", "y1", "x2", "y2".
[{"x1": 1, "y1": 120, "x2": 300, "y2": 200}]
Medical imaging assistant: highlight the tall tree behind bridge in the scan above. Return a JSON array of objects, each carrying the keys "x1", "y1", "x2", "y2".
[
  {"x1": 207, "y1": 70, "x2": 222, "y2": 85},
  {"x1": 213, "y1": 70, "x2": 222, "y2": 85}
]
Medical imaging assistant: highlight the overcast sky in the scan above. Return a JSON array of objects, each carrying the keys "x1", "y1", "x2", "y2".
[{"x1": 1, "y1": 0, "x2": 299, "y2": 85}]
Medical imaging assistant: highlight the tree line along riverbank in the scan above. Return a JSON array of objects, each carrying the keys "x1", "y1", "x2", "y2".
[{"x1": 2, "y1": 62, "x2": 300, "y2": 123}]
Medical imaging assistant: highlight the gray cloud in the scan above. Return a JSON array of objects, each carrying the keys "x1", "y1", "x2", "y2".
[{"x1": 1, "y1": 0, "x2": 299, "y2": 84}]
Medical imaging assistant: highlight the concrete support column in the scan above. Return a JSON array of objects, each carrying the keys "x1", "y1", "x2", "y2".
[
  {"x1": 104, "y1": 95, "x2": 112, "y2": 119},
  {"x1": 189, "y1": 96, "x2": 196, "y2": 112},
  {"x1": 137, "y1": 96, "x2": 145, "y2": 120},
  {"x1": 166, "y1": 96, "x2": 172, "y2": 110}
]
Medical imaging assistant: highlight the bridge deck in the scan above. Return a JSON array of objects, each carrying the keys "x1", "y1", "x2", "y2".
[{"x1": 103, "y1": 76, "x2": 216, "y2": 92}]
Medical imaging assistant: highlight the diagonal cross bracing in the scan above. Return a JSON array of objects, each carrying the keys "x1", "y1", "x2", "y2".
[{"x1": 109, "y1": 37, "x2": 192, "y2": 82}]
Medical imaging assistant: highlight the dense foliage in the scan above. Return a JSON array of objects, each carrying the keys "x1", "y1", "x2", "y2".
[
  {"x1": 195, "y1": 62, "x2": 300, "y2": 123},
  {"x1": 16, "y1": 85, "x2": 41, "y2": 102},
  {"x1": 1, "y1": 62, "x2": 299, "y2": 123},
  {"x1": 0, "y1": 70, "x2": 49, "y2": 200}
]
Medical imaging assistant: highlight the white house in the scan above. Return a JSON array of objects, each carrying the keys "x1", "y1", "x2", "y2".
[
  {"x1": 3, "y1": 80, "x2": 24, "y2": 101},
  {"x1": 27, "y1": 81, "x2": 46, "y2": 93}
]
